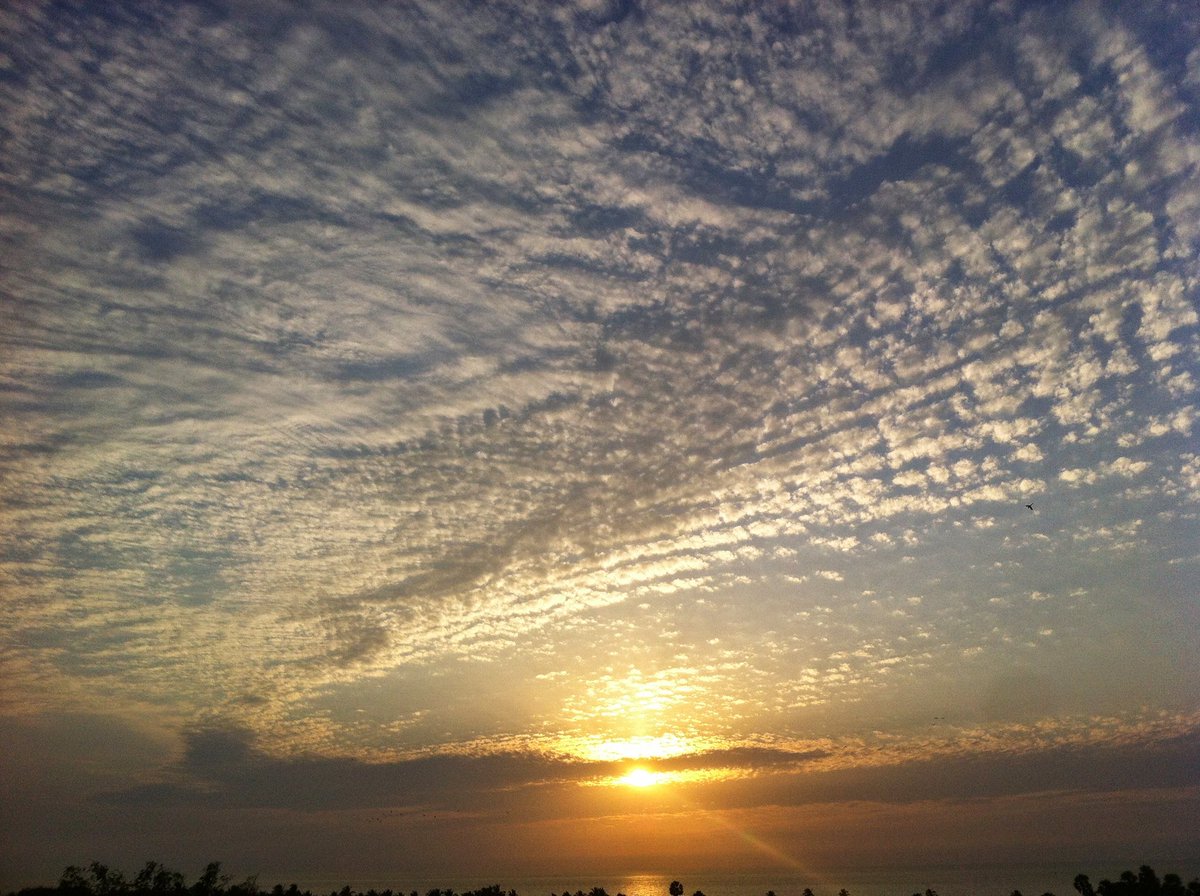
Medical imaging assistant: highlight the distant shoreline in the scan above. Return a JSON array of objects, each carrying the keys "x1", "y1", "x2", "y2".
[{"x1": 6, "y1": 861, "x2": 1198, "y2": 896}]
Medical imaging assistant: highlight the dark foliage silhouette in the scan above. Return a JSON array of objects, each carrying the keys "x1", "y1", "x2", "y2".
[
  {"x1": 6, "y1": 861, "x2": 1199, "y2": 896},
  {"x1": 1088, "y1": 866, "x2": 1199, "y2": 896}
]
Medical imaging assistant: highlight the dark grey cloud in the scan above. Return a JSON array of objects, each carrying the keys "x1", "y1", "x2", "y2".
[
  {"x1": 95, "y1": 722, "x2": 1200, "y2": 823},
  {"x1": 105, "y1": 724, "x2": 591, "y2": 812},
  {"x1": 716, "y1": 731, "x2": 1200, "y2": 810},
  {"x1": 184, "y1": 725, "x2": 258, "y2": 773}
]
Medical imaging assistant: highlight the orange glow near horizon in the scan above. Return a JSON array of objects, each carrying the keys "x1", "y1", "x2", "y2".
[{"x1": 586, "y1": 764, "x2": 746, "y2": 789}]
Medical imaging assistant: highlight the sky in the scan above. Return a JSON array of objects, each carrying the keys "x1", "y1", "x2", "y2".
[{"x1": 1, "y1": 0, "x2": 1199, "y2": 889}]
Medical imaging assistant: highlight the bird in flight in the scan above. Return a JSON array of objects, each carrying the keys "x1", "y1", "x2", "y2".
[{"x1": 1025, "y1": 503, "x2": 1034, "y2": 511}]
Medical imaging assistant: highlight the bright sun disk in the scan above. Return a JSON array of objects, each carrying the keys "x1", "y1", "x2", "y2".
[{"x1": 618, "y1": 767, "x2": 663, "y2": 788}]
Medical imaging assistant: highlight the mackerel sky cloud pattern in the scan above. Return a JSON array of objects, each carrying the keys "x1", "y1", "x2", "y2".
[{"x1": 1, "y1": 0, "x2": 1198, "y2": 882}]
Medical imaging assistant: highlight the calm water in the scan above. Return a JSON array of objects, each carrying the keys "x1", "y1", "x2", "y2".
[{"x1": 283, "y1": 866, "x2": 1122, "y2": 896}]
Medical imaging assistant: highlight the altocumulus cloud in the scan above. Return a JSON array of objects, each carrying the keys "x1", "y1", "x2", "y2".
[{"x1": 1, "y1": 0, "x2": 1198, "y2": 851}]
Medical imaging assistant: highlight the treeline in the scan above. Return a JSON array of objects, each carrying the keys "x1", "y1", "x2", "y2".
[
  {"x1": 2, "y1": 863, "x2": 517, "y2": 896},
  {"x1": 1071, "y1": 867, "x2": 1200, "y2": 896},
  {"x1": 4, "y1": 861, "x2": 1198, "y2": 896}
]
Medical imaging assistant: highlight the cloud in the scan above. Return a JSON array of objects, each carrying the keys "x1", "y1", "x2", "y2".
[
  {"x1": 0, "y1": 0, "x2": 1197, "y2": 841},
  {"x1": 96, "y1": 713, "x2": 1200, "y2": 820}
]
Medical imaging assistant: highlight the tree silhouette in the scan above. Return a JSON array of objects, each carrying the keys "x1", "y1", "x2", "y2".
[
  {"x1": 90, "y1": 864, "x2": 125, "y2": 896},
  {"x1": 192, "y1": 865, "x2": 226, "y2": 896},
  {"x1": 9, "y1": 858, "x2": 1200, "y2": 896},
  {"x1": 57, "y1": 869, "x2": 89, "y2": 895},
  {"x1": 1088, "y1": 865, "x2": 1200, "y2": 896},
  {"x1": 138, "y1": 864, "x2": 184, "y2": 896}
]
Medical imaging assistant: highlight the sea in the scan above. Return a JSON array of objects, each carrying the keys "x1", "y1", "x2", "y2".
[{"x1": 280, "y1": 865, "x2": 1143, "y2": 896}]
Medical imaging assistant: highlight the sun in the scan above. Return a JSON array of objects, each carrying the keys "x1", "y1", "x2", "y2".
[{"x1": 617, "y1": 767, "x2": 664, "y2": 788}]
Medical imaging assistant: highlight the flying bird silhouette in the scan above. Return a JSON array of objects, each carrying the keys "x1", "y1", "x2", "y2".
[{"x1": 1026, "y1": 503, "x2": 1034, "y2": 511}]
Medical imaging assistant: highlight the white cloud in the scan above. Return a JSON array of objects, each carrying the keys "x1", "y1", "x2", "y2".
[{"x1": 0, "y1": 0, "x2": 1196, "y2": 774}]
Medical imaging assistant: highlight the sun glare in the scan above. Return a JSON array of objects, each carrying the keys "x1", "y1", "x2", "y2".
[
  {"x1": 618, "y1": 767, "x2": 664, "y2": 788},
  {"x1": 575, "y1": 734, "x2": 704, "y2": 762}
]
